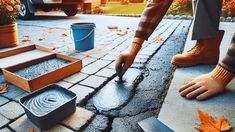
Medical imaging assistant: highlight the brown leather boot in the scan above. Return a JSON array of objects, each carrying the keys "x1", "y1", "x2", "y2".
[{"x1": 171, "y1": 30, "x2": 225, "y2": 67}]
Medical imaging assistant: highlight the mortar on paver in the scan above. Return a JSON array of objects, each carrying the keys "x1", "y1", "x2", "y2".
[
  {"x1": 20, "y1": 84, "x2": 77, "y2": 130},
  {"x1": 14, "y1": 58, "x2": 71, "y2": 79}
]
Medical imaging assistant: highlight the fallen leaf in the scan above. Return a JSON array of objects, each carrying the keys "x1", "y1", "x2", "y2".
[
  {"x1": 86, "y1": 55, "x2": 92, "y2": 59},
  {"x1": 23, "y1": 35, "x2": 31, "y2": 39},
  {"x1": 107, "y1": 25, "x2": 118, "y2": 30},
  {"x1": 175, "y1": 35, "x2": 180, "y2": 41},
  {"x1": 155, "y1": 37, "x2": 164, "y2": 44},
  {"x1": 27, "y1": 128, "x2": 34, "y2": 132},
  {"x1": 28, "y1": 41, "x2": 34, "y2": 45},
  {"x1": 0, "y1": 84, "x2": 8, "y2": 94},
  {"x1": 62, "y1": 33, "x2": 68, "y2": 37},
  {"x1": 38, "y1": 38, "x2": 45, "y2": 41},
  {"x1": 196, "y1": 110, "x2": 232, "y2": 132}
]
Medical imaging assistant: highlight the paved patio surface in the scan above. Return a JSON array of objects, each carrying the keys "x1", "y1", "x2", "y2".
[
  {"x1": 158, "y1": 22, "x2": 235, "y2": 132},
  {"x1": 0, "y1": 12, "x2": 234, "y2": 132}
]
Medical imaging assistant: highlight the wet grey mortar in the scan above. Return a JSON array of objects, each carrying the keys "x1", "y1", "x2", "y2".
[
  {"x1": 23, "y1": 88, "x2": 73, "y2": 116},
  {"x1": 14, "y1": 58, "x2": 71, "y2": 80}
]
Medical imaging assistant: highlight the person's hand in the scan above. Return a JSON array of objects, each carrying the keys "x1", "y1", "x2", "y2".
[
  {"x1": 179, "y1": 74, "x2": 225, "y2": 100},
  {"x1": 179, "y1": 66, "x2": 234, "y2": 100},
  {"x1": 115, "y1": 43, "x2": 141, "y2": 77},
  {"x1": 115, "y1": 52, "x2": 136, "y2": 77}
]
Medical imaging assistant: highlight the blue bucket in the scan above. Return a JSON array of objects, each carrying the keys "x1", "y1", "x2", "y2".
[{"x1": 71, "y1": 23, "x2": 95, "y2": 51}]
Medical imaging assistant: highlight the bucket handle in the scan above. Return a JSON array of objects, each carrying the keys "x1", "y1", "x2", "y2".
[{"x1": 70, "y1": 29, "x2": 94, "y2": 42}]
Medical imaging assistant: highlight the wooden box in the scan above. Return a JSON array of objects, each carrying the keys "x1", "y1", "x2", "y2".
[
  {"x1": 0, "y1": 45, "x2": 53, "y2": 69},
  {"x1": 2, "y1": 53, "x2": 82, "y2": 92}
]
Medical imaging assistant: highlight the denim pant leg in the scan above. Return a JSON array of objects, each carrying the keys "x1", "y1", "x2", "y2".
[{"x1": 192, "y1": 0, "x2": 222, "y2": 40}]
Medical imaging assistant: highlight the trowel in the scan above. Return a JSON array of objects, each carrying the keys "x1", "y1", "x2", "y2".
[{"x1": 138, "y1": 117, "x2": 174, "y2": 132}]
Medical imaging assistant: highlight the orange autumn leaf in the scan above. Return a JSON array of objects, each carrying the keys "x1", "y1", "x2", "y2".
[
  {"x1": 21, "y1": 39, "x2": 30, "y2": 42},
  {"x1": 155, "y1": 36, "x2": 164, "y2": 44},
  {"x1": 23, "y1": 35, "x2": 30, "y2": 39},
  {"x1": 175, "y1": 35, "x2": 180, "y2": 41},
  {"x1": 28, "y1": 41, "x2": 34, "y2": 45},
  {"x1": 62, "y1": 33, "x2": 68, "y2": 37},
  {"x1": 196, "y1": 110, "x2": 232, "y2": 132},
  {"x1": 38, "y1": 38, "x2": 45, "y2": 41},
  {"x1": 86, "y1": 55, "x2": 92, "y2": 59},
  {"x1": 27, "y1": 128, "x2": 34, "y2": 132},
  {"x1": 0, "y1": 84, "x2": 8, "y2": 94}
]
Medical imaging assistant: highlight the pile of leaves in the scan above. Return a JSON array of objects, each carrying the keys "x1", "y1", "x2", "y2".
[
  {"x1": 223, "y1": 0, "x2": 235, "y2": 16},
  {"x1": 167, "y1": 0, "x2": 193, "y2": 16},
  {"x1": 0, "y1": 0, "x2": 21, "y2": 25},
  {"x1": 168, "y1": 0, "x2": 235, "y2": 17}
]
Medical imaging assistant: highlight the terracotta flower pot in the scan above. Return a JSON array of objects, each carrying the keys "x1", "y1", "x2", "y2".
[{"x1": 0, "y1": 23, "x2": 19, "y2": 49}]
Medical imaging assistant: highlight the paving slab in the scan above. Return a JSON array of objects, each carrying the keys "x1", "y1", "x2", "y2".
[
  {"x1": 9, "y1": 115, "x2": 41, "y2": 132},
  {"x1": 64, "y1": 73, "x2": 89, "y2": 84},
  {"x1": 81, "y1": 60, "x2": 111, "y2": 75},
  {"x1": 158, "y1": 22, "x2": 235, "y2": 132},
  {"x1": 0, "y1": 128, "x2": 12, "y2": 132},
  {"x1": 69, "y1": 84, "x2": 94, "y2": 104},
  {"x1": 106, "y1": 61, "x2": 115, "y2": 69},
  {"x1": 62, "y1": 107, "x2": 94, "y2": 131},
  {"x1": 56, "y1": 81, "x2": 73, "y2": 89},
  {"x1": 0, "y1": 96, "x2": 9, "y2": 106},
  {"x1": 0, "y1": 84, "x2": 26, "y2": 101},
  {"x1": 0, "y1": 101, "x2": 24, "y2": 120},
  {"x1": 95, "y1": 68, "x2": 116, "y2": 78},
  {"x1": 0, "y1": 114, "x2": 10, "y2": 128},
  {"x1": 79, "y1": 75, "x2": 107, "y2": 88}
]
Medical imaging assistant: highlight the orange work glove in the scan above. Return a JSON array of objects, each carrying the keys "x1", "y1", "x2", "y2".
[
  {"x1": 179, "y1": 65, "x2": 234, "y2": 100},
  {"x1": 115, "y1": 42, "x2": 142, "y2": 77}
]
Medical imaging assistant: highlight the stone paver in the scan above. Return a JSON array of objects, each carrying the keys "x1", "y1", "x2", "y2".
[
  {"x1": 0, "y1": 128, "x2": 11, "y2": 132},
  {"x1": 81, "y1": 60, "x2": 111, "y2": 75},
  {"x1": 0, "y1": 114, "x2": 10, "y2": 128},
  {"x1": 106, "y1": 61, "x2": 115, "y2": 69},
  {"x1": 69, "y1": 84, "x2": 94, "y2": 104},
  {"x1": 0, "y1": 96, "x2": 9, "y2": 106},
  {"x1": 62, "y1": 107, "x2": 94, "y2": 131},
  {"x1": 56, "y1": 81, "x2": 73, "y2": 89},
  {"x1": 9, "y1": 115, "x2": 41, "y2": 132},
  {"x1": 1, "y1": 85, "x2": 26, "y2": 101},
  {"x1": 0, "y1": 101, "x2": 24, "y2": 120},
  {"x1": 79, "y1": 75, "x2": 107, "y2": 88},
  {"x1": 64, "y1": 73, "x2": 89, "y2": 84},
  {"x1": 95, "y1": 68, "x2": 116, "y2": 78},
  {"x1": 82, "y1": 58, "x2": 97, "y2": 66}
]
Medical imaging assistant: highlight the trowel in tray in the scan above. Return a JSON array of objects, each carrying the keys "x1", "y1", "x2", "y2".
[{"x1": 138, "y1": 117, "x2": 174, "y2": 132}]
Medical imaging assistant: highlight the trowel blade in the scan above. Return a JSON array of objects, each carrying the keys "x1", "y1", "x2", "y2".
[{"x1": 138, "y1": 117, "x2": 174, "y2": 132}]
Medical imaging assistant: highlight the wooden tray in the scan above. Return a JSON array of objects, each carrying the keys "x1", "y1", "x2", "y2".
[
  {"x1": 2, "y1": 53, "x2": 82, "y2": 92},
  {"x1": 0, "y1": 45, "x2": 53, "y2": 69}
]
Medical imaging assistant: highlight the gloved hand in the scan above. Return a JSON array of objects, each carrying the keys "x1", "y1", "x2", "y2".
[
  {"x1": 179, "y1": 65, "x2": 234, "y2": 100},
  {"x1": 115, "y1": 43, "x2": 141, "y2": 77}
]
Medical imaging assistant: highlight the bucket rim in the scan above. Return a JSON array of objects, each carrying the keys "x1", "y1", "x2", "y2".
[{"x1": 71, "y1": 22, "x2": 96, "y2": 28}]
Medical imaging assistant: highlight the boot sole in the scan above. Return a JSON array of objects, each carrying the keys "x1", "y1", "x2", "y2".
[{"x1": 171, "y1": 60, "x2": 218, "y2": 67}]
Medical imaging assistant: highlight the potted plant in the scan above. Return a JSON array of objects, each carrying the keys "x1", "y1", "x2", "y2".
[{"x1": 0, "y1": 0, "x2": 21, "y2": 48}]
